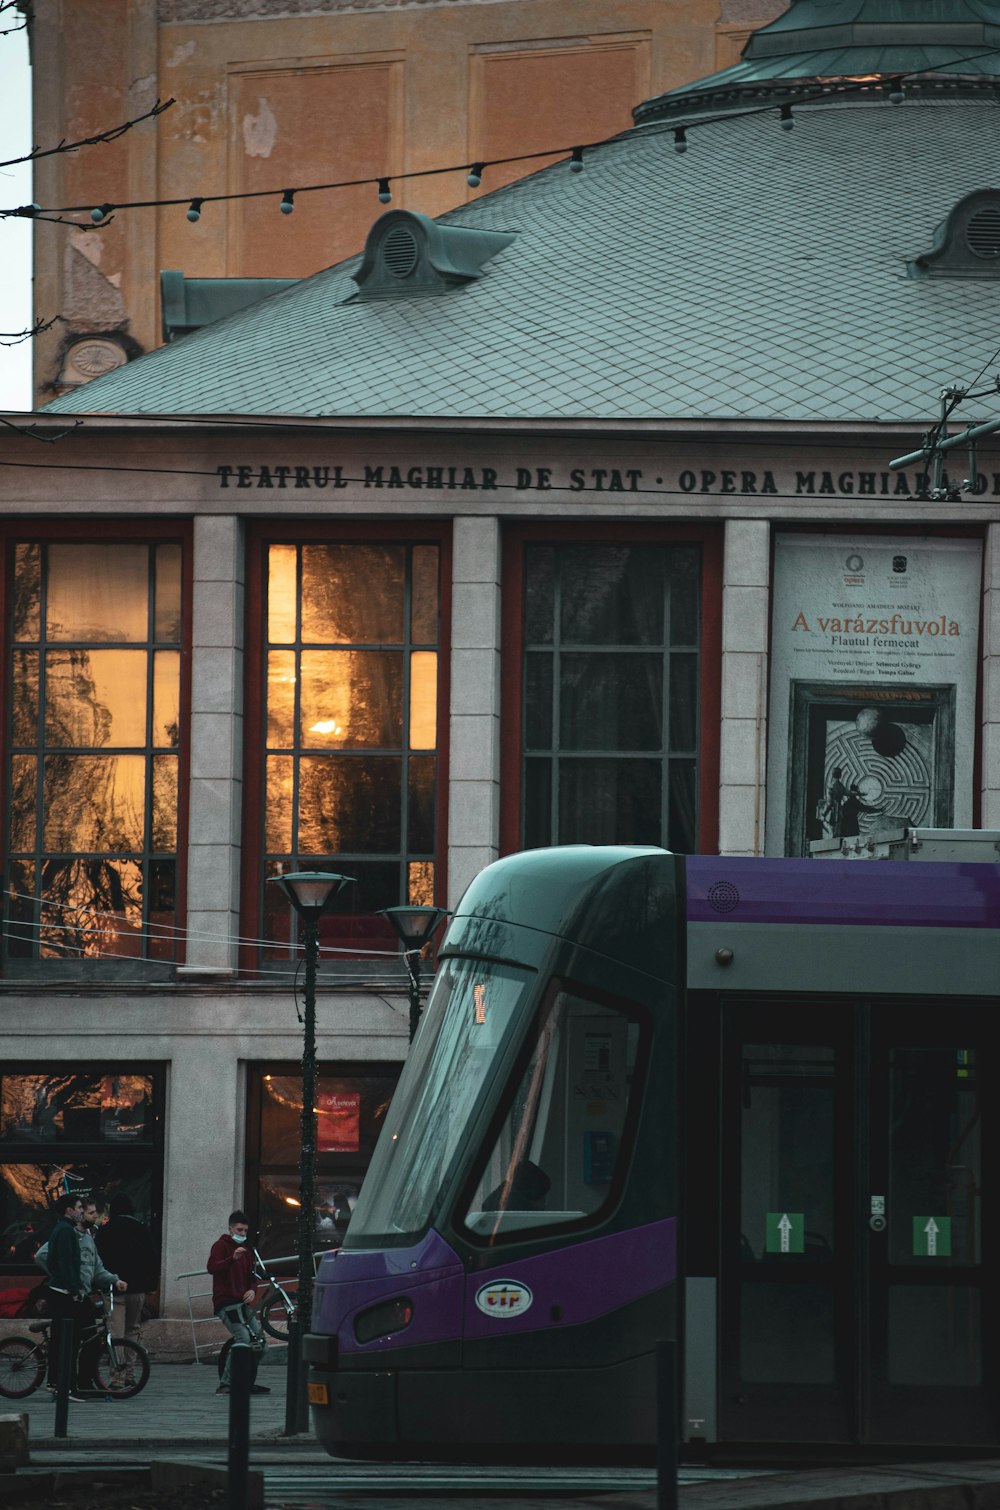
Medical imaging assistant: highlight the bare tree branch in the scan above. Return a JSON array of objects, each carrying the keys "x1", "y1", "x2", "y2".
[
  {"x1": 0, "y1": 97, "x2": 175, "y2": 169},
  {"x1": 0, "y1": 415, "x2": 84, "y2": 441},
  {"x1": 0, "y1": 315, "x2": 60, "y2": 346},
  {"x1": 0, "y1": 1, "x2": 28, "y2": 37}
]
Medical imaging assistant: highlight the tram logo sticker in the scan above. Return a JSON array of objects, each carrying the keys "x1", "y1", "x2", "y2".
[
  {"x1": 475, "y1": 1280, "x2": 533, "y2": 1317},
  {"x1": 765, "y1": 1212, "x2": 804, "y2": 1253},
  {"x1": 913, "y1": 1216, "x2": 951, "y2": 1257}
]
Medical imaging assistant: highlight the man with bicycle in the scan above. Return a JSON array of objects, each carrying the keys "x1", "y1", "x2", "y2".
[
  {"x1": 38, "y1": 1194, "x2": 127, "y2": 1400},
  {"x1": 208, "y1": 1210, "x2": 269, "y2": 1395}
]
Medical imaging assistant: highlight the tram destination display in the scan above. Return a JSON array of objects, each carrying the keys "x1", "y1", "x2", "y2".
[{"x1": 765, "y1": 535, "x2": 982, "y2": 857}]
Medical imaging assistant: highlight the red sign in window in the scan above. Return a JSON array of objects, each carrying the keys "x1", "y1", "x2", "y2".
[{"x1": 316, "y1": 1091, "x2": 361, "y2": 1153}]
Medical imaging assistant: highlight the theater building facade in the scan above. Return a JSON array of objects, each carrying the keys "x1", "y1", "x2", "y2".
[{"x1": 3, "y1": 0, "x2": 1000, "y2": 1347}]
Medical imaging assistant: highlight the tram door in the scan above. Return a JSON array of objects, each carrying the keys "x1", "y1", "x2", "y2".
[{"x1": 719, "y1": 1001, "x2": 996, "y2": 1446}]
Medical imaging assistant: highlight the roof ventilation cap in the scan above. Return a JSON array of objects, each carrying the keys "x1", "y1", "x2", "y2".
[
  {"x1": 911, "y1": 189, "x2": 1000, "y2": 279},
  {"x1": 352, "y1": 210, "x2": 516, "y2": 300}
]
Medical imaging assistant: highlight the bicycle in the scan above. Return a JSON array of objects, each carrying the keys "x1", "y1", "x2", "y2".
[
  {"x1": 0, "y1": 1288, "x2": 151, "y2": 1400},
  {"x1": 252, "y1": 1247, "x2": 298, "y2": 1341},
  {"x1": 215, "y1": 1249, "x2": 298, "y2": 1379}
]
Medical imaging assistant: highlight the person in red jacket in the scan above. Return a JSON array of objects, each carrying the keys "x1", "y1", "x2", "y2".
[{"x1": 207, "y1": 1210, "x2": 269, "y2": 1395}]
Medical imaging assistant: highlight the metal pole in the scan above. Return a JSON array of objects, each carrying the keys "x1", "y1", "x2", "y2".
[
  {"x1": 53, "y1": 1317, "x2": 73, "y2": 1439},
  {"x1": 408, "y1": 949, "x2": 421, "y2": 1042},
  {"x1": 228, "y1": 1343, "x2": 252, "y2": 1510},
  {"x1": 283, "y1": 1318, "x2": 303, "y2": 1436},
  {"x1": 296, "y1": 910, "x2": 319, "y2": 1429},
  {"x1": 890, "y1": 413, "x2": 1000, "y2": 470},
  {"x1": 656, "y1": 1338, "x2": 678, "y2": 1510}
]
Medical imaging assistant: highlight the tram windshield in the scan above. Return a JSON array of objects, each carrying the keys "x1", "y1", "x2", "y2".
[
  {"x1": 345, "y1": 956, "x2": 534, "y2": 1246},
  {"x1": 461, "y1": 985, "x2": 642, "y2": 1244}
]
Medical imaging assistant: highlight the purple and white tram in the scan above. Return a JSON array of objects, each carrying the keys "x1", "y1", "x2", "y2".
[{"x1": 304, "y1": 846, "x2": 1000, "y2": 1456}]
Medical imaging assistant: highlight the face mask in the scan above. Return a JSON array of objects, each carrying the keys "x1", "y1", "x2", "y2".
[{"x1": 230, "y1": 1232, "x2": 247, "y2": 1243}]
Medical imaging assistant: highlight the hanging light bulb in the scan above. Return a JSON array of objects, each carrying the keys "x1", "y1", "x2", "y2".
[
  {"x1": 673, "y1": 127, "x2": 688, "y2": 155},
  {"x1": 466, "y1": 163, "x2": 485, "y2": 188},
  {"x1": 569, "y1": 147, "x2": 585, "y2": 174},
  {"x1": 377, "y1": 178, "x2": 392, "y2": 204},
  {"x1": 186, "y1": 198, "x2": 204, "y2": 223},
  {"x1": 280, "y1": 189, "x2": 295, "y2": 215},
  {"x1": 90, "y1": 204, "x2": 113, "y2": 224},
  {"x1": 779, "y1": 103, "x2": 795, "y2": 131}
]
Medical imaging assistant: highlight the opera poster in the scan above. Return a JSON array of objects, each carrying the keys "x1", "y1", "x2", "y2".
[{"x1": 765, "y1": 535, "x2": 982, "y2": 856}]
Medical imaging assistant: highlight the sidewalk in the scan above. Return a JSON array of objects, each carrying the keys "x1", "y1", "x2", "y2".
[{"x1": 6, "y1": 1362, "x2": 1000, "y2": 1510}]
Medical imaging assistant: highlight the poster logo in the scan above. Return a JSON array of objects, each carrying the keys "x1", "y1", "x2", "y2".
[
  {"x1": 893, "y1": 555, "x2": 908, "y2": 573},
  {"x1": 845, "y1": 553, "x2": 864, "y2": 572},
  {"x1": 474, "y1": 1280, "x2": 533, "y2": 1317}
]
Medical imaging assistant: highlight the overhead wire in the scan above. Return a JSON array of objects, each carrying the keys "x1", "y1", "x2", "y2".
[
  {"x1": 8, "y1": 51, "x2": 1000, "y2": 225},
  {"x1": 3, "y1": 888, "x2": 403, "y2": 956}
]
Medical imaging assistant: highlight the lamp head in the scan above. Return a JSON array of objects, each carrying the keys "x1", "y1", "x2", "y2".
[
  {"x1": 378, "y1": 904, "x2": 449, "y2": 950},
  {"x1": 270, "y1": 870, "x2": 354, "y2": 919}
]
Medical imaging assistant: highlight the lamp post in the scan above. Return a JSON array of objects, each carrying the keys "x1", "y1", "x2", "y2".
[
  {"x1": 378, "y1": 905, "x2": 449, "y2": 1041},
  {"x1": 269, "y1": 869, "x2": 353, "y2": 1432}
]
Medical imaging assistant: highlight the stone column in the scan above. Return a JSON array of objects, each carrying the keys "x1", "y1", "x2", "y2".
[
  {"x1": 447, "y1": 517, "x2": 502, "y2": 906},
  {"x1": 718, "y1": 520, "x2": 770, "y2": 856},
  {"x1": 982, "y1": 524, "x2": 1000, "y2": 829},
  {"x1": 179, "y1": 516, "x2": 244, "y2": 976}
]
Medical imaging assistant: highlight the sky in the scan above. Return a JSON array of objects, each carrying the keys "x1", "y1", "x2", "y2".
[{"x1": 0, "y1": 21, "x2": 33, "y2": 412}]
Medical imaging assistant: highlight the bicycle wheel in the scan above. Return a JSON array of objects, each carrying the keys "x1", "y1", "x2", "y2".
[
  {"x1": 217, "y1": 1336, "x2": 233, "y2": 1380},
  {"x1": 0, "y1": 1335, "x2": 46, "y2": 1398},
  {"x1": 91, "y1": 1338, "x2": 150, "y2": 1399},
  {"x1": 260, "y1": 1292, "x2": 294, "y2": 1340}
]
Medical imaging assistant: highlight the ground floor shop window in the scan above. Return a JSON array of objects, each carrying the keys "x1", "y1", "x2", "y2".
[
  {"x1": 0, "y1": 1066, "x2": 164, "y2": 1313},
  {"x1": 245, "y1": 1063, "x2": 401, "y2": 1260}
]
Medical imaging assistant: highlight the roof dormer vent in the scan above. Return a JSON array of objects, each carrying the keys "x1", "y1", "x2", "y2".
[
  {"x1": 911, "y1": 190, "x2": 1000, "y2": 278},
  {"x1": 351, "y1": 210, "x2": 516, "y2": 300}
]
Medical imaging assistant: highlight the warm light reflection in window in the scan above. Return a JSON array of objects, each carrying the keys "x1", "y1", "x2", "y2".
[
  {"x1": 409, "y1": 652, "x2": 437, "y2": 749},
  {"x1": 263, "y1": 541, "x2": 441, "y2": 956},
  {"x1": 6, "y1": 541, "x2": 183, "y2": 963}
]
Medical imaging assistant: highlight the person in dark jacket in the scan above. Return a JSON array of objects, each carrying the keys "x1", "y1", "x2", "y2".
[
  {"x1": 43, "y1": 1192, "x2": 91, "y2": 1398},
  {"x1": 207, "y1": 1209, "x2": 268, "y2": 1395},
  {"x1": 96, "y1": 1193, "x2": 158, "y2": 1344}
]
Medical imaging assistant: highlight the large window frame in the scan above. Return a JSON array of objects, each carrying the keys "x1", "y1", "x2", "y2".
[
  {"x1": 241, "y1": 522, "x2": 451, "y2": 973},
  {"x1": 244, "y1": 1061, "x2": 403, "y2": 1260},
  {"x1": 0, "y1": 521, "x2": 192, "y2": 976},
  {"x1": 500, "y1": 524, "x2": 723, "y2": 856},
  {"x1": 0, "y1": 1061, "x2": 166, "y2": 1281}
]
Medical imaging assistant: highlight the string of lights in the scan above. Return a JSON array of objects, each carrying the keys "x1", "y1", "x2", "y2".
[{"x1": 9, "y1": 52, "x2": 999, "y2": 229}]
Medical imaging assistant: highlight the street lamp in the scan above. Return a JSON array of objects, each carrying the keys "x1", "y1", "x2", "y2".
[
  {"x1": 378, "y1": 905, "x2": 449, "y2": 1041},
  {"x1": 269, "y1": 869, "x2": 353, "y2": 1432}
]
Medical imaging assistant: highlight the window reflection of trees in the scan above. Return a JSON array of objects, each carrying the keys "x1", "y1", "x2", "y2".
[
  {"x1": 5, "y1": 543, "x2": 182, "y2": 963},
  {"x1": 263, "y1": 541, "x2": 440, "y2": 955}
]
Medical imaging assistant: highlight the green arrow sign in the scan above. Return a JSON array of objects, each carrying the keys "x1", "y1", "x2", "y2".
[
  {"x1": 766, "y1": 1212, "x2": 804, "y2": 1253},
  {"x1": 913, "y1": 1216, "x2": 951, "y2": 1257}
]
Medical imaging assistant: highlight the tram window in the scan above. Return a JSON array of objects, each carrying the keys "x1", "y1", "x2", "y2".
[
  {"x1": 343, "y1": 958, "x2": 534, "y2": 1246},
  {"x1": 461, "y1": 987, "x2": 642, "y2": 1243},
  {"x1": 888, "y1": 1047, "x2": 980, "y2": 1267},
  {"x1": 739, "y1": 1044, "x2": 835, "y2": 1263}
]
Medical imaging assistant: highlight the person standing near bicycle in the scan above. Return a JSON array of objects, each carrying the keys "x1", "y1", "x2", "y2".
[
  {"x1": 39, "y1": 1192, "x2": 91, "y2": 1400},
  {"x1": 37, "y1": 1195, "x2": 127, "y2": 1398},
  {"x1": 208, "y1": 1210, "x2": 269, "y2": 1396},
  {"x1": 97, "y1": 1193, "x2": 158, "y2": 1346}
]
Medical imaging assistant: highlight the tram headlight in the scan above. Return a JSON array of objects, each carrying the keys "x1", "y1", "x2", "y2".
[{"x1": 354, "y1": 1297, "x2": 414, "y2": 1344}]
